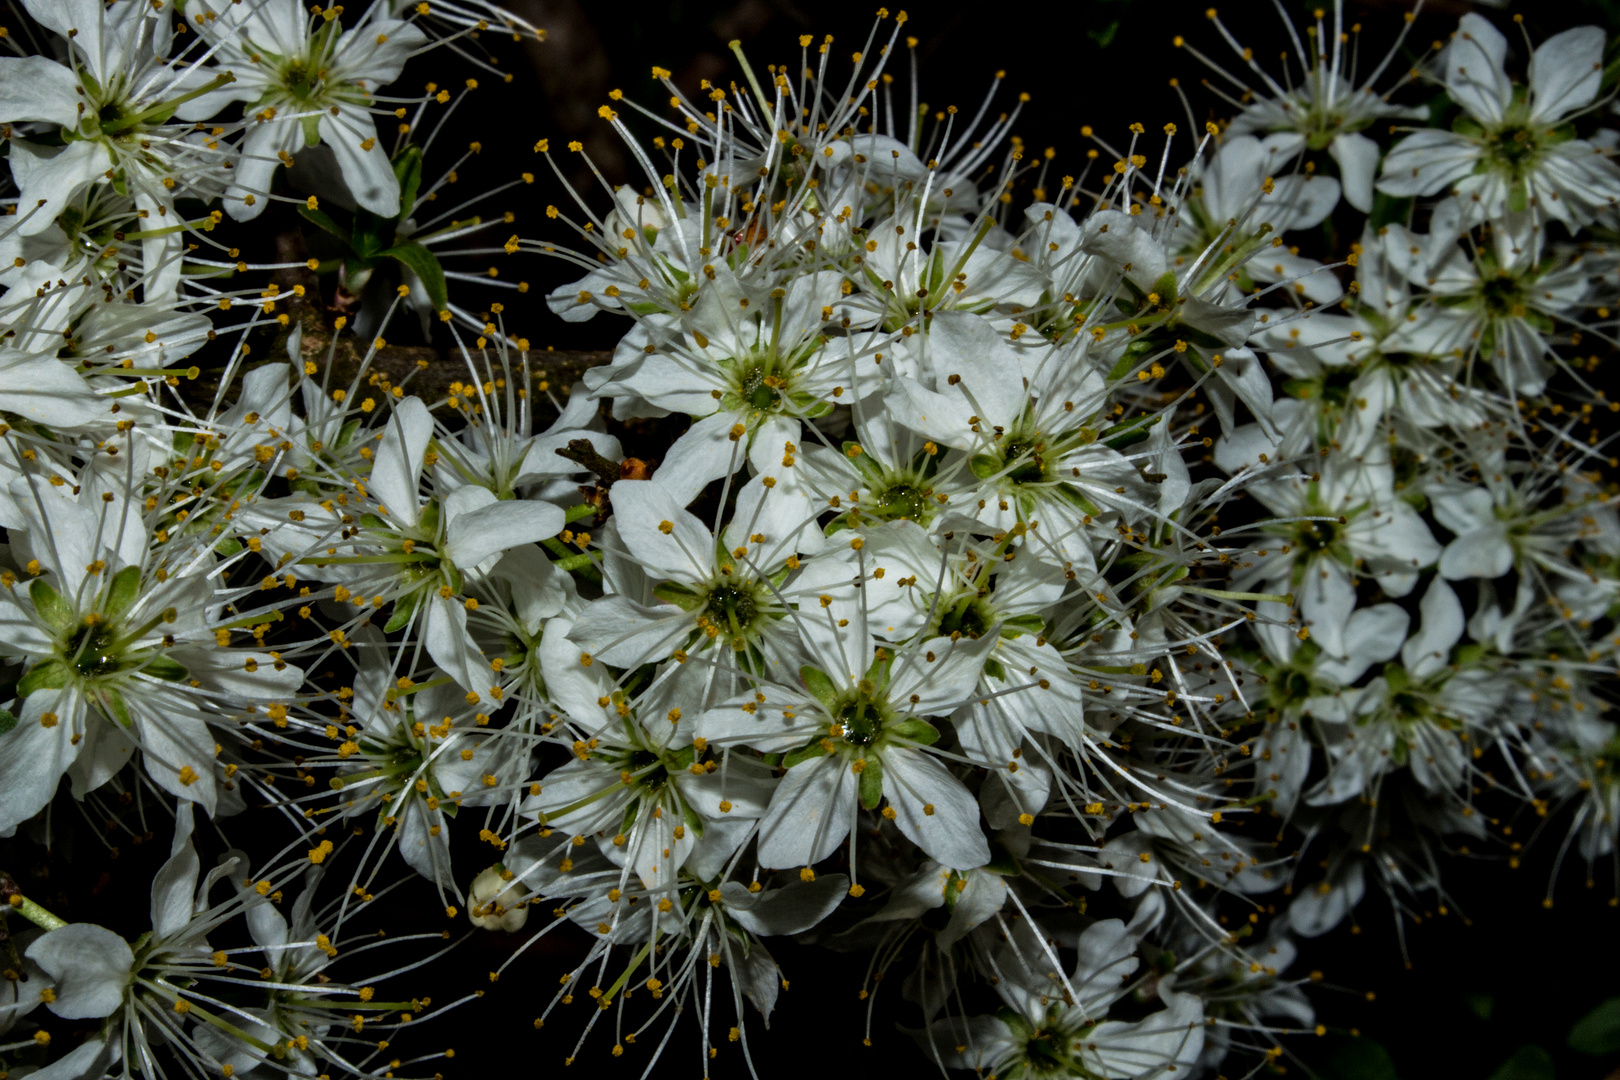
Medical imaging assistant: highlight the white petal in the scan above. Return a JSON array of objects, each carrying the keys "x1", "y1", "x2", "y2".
[
  {"x1": 29, "y1": 1035, "x2": 117, "y2": 1080},
  {"x1": 1330, "y1": 132, "x2": 1381, "y2": 213},
  {"x1": 1529, "y1": 25, "x2": 1605, "y2": 124},
  {"x1": 1439, "y1": 527, "x2": 1514, "y2": 580},
  {"x1": 922, "y1": 311, "x2": 1029, "y2": 430},
  {"x1": 0, "y1": 691, "x2": 80, "y2": 833},
  {"x1": 394, "y1": 799, "x2": 453, "y2": 885},
  {"x1": 609, "y1": 479, "x2": 715, "y2": 581},
  {"x1": 888, "y1": 633, "x2": 997, "y2": 715},
  {"x1": 26, "y1": 924, "x2": 133, "y2": 1019},
  {"x1": 319, "y1": 108, "x2": 400, "y2": 217},
  {"x1": 1316, "y1": 603, "x2": 1409, "y2": 686},
  {"x1": 149, "y1": 804, "x2": 199, "y2": 940},
  {"x1": 1402, "y1": 576, "x2": 1465, "y2": 677},
  {"x1": 1071, "y1": 919, "x2": 1141, "y2": 1014},
  {"x1": 537, "y1": 616, "x2": 615, "y2": 730},
  {"x1": 0, "y1": 57, "x2": 83, "y2": 127},
  {"x1": 1080, "y1": 991, "x2": 1205, "y2": 1079},
  {"x1": 444, "y1": 493, "x2": 562, "y2": 573},
  {"x1": 722, "y1": 874, "x2": 848, "y2": 937},
  {"x1": 755, "y1": 755, "x2": 856, "y2": 869},
  {"x1": 224, "y1": 121, "x2": 299, "y2": 222},
  {"x1": 881, "y1": 747, "x2": 990, "y2": 870},
  {"x1": 651, "y1": 411, "x2": 746, "y2": 507},
  {"x1": 369, "y1": 397, "x2": 432, "y2": 527},
  {"x1": 127, "y1": 689, "x2": 218, "y2": 815},
  {"x1": 567, "y1": 594, "x2": 691, "y2": 668},
  {"x1": 12, "y1": 140, "x2": 109, "y2": 237},
  {"x1": 423, "y1": 592, "x2": 493, "y2": 696},
  {"x1": 1377, "y1": 129, "x2": 1479, "y2": 198},
  {"x1": 1447, "y1": 14, "x2": 1512, "y2": 124}
]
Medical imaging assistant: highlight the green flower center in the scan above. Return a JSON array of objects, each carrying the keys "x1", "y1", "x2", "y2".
[
  {"x1": 281, "y1": 60, "x2": 325, "y2": 103},
  {"x1": 1001, "y1": 436, "x2": 1048, "y2": 484},
  {"x1": 1294, "y1": 518, "x2": 1340, "y2": 554},
  {"x1": 702, "y1": 584, "x2": 760, "y2": 633},
  {"x1": 837, "y1": 685, "x2": 887, "y2": 745},
  {"x1": 1486, "y1": 124, "x2": 1540, "y2": 174},
  {"x1": 1476, "y1": 272, "x2": 1526, "y2": 318},
  {"x1": 935, "y1": 595, "x2": 994, "y2": 639},
  {"x1": 64, "y1": 620, "x2": 122, "y2": 679},
  {"x1": 736, "y1": 365, "x2": 782, "y2": 413},
  {"x1": 871, "y1": 479, "x2": 934, "y2": 522}
]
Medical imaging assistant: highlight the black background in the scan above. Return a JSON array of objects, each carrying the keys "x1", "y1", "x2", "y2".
[{"x1": 9, "y1": 0, "x2": 1620, "y2": 1077}]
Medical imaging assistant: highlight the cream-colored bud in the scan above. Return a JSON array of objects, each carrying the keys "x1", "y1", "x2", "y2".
[{"x1": 467, "y1": 865, "x2": 528, "y2": 932}]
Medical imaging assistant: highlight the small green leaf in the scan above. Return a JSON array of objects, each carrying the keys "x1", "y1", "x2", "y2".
[
  {"x1": 18, "y1": 660, "x2": 70, "y2": 698},
  {"x1": 1321, "y1": 1035, "x2": 1400, "y2": 1080},
  {"x1": 380, "y1": 241, "x2": 448, "y2": 310},
  {"x1": 858, "y1": 755, "x2": 884, "y2": 810},
  {"x1": 1569, "y1": 997, "x2": 1620, "y2": 1055},
  {"x1": 103, "y1": 565, "x2": 142, "y2": 621},
  {"x1": 30, "y1": 580, "x2": 74, "y2": 635},
  {"x1": 985, "y1": 840, "x2": 1021, "y2": 876},
  {"x1": 1368, "y1": 192, "x2": 1412, "y2": 231},
  {"x1": 0, "y1": 709, "x2": 17, "y2": 736},
  {"x1": 394, "y1": 145, "x2": 425, "y2": 217},
  {"x1": 800, "y1": 667, "x2": 840, "y2": 713},
  {"x1": 1487, "y1": 1045, "x2": 1554, "y2": 1080},
  {"x1": 297, "y1": 203, "x2": 351, "y2": 246}
]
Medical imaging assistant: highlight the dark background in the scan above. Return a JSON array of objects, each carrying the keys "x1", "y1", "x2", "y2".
[{"x1": 10, "y1": 0, "x2": 1620, "y2": 1077}]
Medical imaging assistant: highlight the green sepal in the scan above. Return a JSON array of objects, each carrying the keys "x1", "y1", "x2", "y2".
[
  {"x1": 858, "y1": 754, "x2": 884, "y2": 810},
  {"x1": 142, "y1": 656, "x2": 189, "y2": 682},
  {"x1": 986, "y1": 840, "x2": 1022, "y2": 876},
  {"x1": 1000, "y1": 614, "x2": 1045, "y2": 638},
  {"x1": 887, "y1": 719, "x2": 939, "y2": 746},
  {"x1": 18, "y1": 659, "x2": 70, "y2": 698},
  {"x1": 380, "y1": 241, "x2": 448, "y2": 311},
  {"x1": 781, "y1": 739, "x2": 829, "y2": 770},
  {"x1": 103, "y1": 565, "x2": 143, "y2": 621},
  {"x1": 1101, "y1": 413, "x2": 1158, "y2": 451},
  {"x1": 800, "y1": 666, "x2": 840, "y2": 713},
  {"x1": 384, "y1": 590, "x2": 423, "y2": 634},
  {"x1": 104, "y1": 688, "x2": 134, "y2": 728},
  {"x1": 681, "y1": 800, "x2": 704, "y2": 838},
  {"x1": 620, "y1": 798, "x2": 640, "y2": 834},
  {"x1": 0, "y1": 709, "x2": 16, "y2": 736},
  {"x1": 653, "y1": 581, "x2": 706, "y2": 611},
  {"x1": 1151, "y1": 271, "x2": 1178, "y2": 306},
  {"x1": 30, "y1": 580, "x2": 75, "y2": 635},
  {"x1": 300, "y1": 114, "x2": 322, "y2": 147}
]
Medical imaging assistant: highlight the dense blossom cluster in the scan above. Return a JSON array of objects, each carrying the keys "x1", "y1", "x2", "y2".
[{"x1": 1, "y1": 3, "x2": 1617, "y2": 1079}]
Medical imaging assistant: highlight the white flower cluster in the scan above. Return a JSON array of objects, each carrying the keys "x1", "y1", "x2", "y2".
[{"x1": 0, "y1": 4, "x2": 1617, "y2": 1080}]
